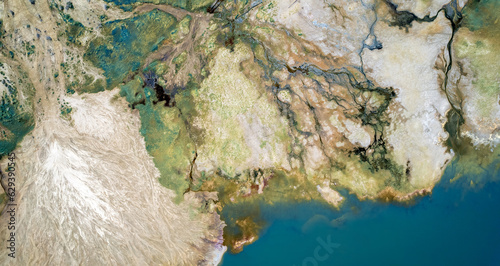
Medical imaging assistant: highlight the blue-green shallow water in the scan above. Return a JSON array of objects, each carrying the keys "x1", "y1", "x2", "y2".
[{"x1": 221, "y1": 159, "x2": 500, "y2": 266}]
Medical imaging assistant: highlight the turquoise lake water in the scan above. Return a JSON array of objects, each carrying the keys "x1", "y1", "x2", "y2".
[{"x1": 221, "y1": 158, "x2": 500, "y2": 265}]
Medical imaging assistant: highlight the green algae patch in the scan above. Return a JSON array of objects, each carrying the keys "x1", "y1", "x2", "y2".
[
  {"x1": 102, "y1": 0, "x2": 213, "y2": 12},
  {"x1": 170, "y1": 15, "x2": 192, "y2": 44},
  {"x1": 85, "y1": 9, "x2": 177, "y2": 90},
  {"x1": 172, "y1": 51, "x2": 187, "y2": 73},
  {"x1": 119, "y1": 75, "x2": 145, "y2": 106},
  {"x1": 175, "y1": 79, "x2": 202, "y2": 129},
  {"x1": 60, "y1": 56, "x2": 106, "y2": 94},
  {"x1": 120, "y1": 77, "x2": 196, "y2": 202},
  {"x1": 462, "y1": 0, "x2": 500, "y2": 33},
  {"x1": 0, "y1": 92, "x2": 34, "y2": 157},
  {"x1": 58, "y1": 13, "x2": 87, "y2": 46},
  {"x1": 0, "y1": 63, "x2": 35, "y2": 158},
  {"x1": 144, "y1": 60, "x2": 169, "y2": 76},
  {"x1": 137, "y1": 102, "x2": 195, "y2": 203}
]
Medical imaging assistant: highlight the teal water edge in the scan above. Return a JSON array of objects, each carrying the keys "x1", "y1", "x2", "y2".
[{"x1": 220, "y1": 157, "x2": 500, "y2": 266}]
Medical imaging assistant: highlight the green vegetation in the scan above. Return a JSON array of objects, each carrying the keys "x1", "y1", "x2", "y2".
[
  {"x1": 172, "y1": 51, "x2": 187, "y2": 73},
  {"x1": 80, "y1": 9, "x2": 216, "y2": 200},
  {"x1": 60, "y1": 13, "x2": 87, "y2": 45},
  {"x1": 120, "y1": 75, "x2": 200, "y2": 202},
  {"x1": 102, "y1": 0, "x2": 213, "y2": 12},
  {"x1": 61, "y1": 59, "x2": 106, "y2": 94},
  {"x1": 58, "y1": 98, "x2": 73, "y2": 118},
  {"x1": 85, "y1": 9, "x2": 177, "y2": 89},
  {"x1": 24, "y1": 42, "x2": 36, "y2": 57},
  {"x1": 462, "y1": 0, "x2": 500, "y2": 32},
  {"x1": 0, "y1": 82, "x2": 34, "y2": 157}
]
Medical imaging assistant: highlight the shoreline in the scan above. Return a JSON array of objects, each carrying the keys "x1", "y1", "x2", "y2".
[
  {"x1": 214, "y1": 147, "x2": 500, "y2": 255},
  {"x1": 219, "y1": 160, "x2": 500, "y2": 265}
]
